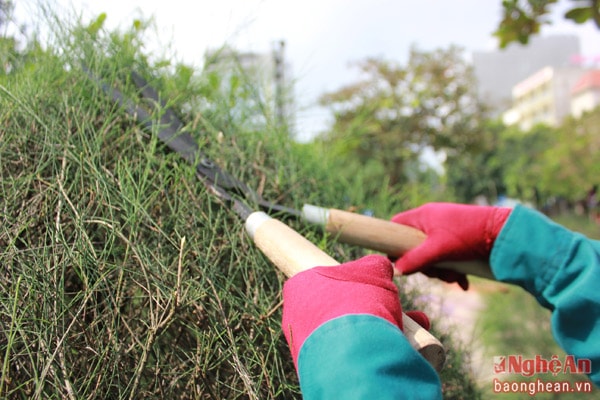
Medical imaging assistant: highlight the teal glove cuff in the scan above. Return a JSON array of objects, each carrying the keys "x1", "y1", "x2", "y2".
[{"x1": 297, "y1": 314, "x2": 442, "y2": 400}]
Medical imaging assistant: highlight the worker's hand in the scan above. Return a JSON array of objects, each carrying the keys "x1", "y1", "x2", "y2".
[
  {"x1": 281, "y1": 254, "x2": 429, "y2": 369},
  {"x1": 391, "y1": 203, "x2": 511, "y2": 290}
]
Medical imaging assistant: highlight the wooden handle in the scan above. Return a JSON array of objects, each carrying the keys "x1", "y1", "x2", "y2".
[
  {"x1": 302, "y1": 205, "x2": 495, "y2": 280},
  {"x1": 245, "y1": 211, "x2": 446, "y2": 372}
]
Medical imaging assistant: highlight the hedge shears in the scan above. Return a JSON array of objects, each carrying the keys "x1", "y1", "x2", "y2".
[{"x1": 85, "y1": 66, "x2": 492, "y2": 372}]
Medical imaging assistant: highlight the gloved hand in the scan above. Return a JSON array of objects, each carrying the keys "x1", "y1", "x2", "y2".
[
  {"x1": 391, "y1": 203, "x2": 511, "y2": 290},
  {"x1": 281, "y1": 254, "x2": 429, "y2": 369}
]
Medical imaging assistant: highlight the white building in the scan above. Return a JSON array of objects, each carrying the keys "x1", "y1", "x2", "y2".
[
  {"x1": 473, "y1": 35, "x2": 581, "y2": 114},
  {"x1": 571, "y1": 70, "x2": 600, "y2": 118},
  {"x1": 503, "y1": 66, "x2": 585, "y2": 130}
]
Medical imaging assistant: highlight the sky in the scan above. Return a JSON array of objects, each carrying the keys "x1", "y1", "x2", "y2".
[{"x1": 15, "y1": 0, "x2": 600, "y2": 141}]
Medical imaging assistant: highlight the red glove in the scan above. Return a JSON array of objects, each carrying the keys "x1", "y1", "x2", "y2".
[
  {"x1": 281, "y1": 254, "x2": 429, "y2": 368},
  {"x1": 391, "y1": 203, "x2": 511, "y2": 290}
]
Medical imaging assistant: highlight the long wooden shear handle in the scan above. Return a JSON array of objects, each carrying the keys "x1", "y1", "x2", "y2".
[
  {"x1": 302, "y1": 205, "x2": 495, "y2": 280},
  {"x1": 245, "y1": 212, "x2": 446, "y2": 372}
]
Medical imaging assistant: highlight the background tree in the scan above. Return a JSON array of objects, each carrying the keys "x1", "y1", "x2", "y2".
[
  {"x1": 497, "y1": 123, "x2": 555, "y2": 206},
  {"x1": 447, "y1": 108, "x2": 600, "y2": 208},
  {"x1": 318, "y1": 46, "x2": 487, "y2": 188},
  {"x1": 536, "y1": 108, "x2": 600, "y2": 203},
  {"x1": 446, "y1": 121, "x2": 559, "y2": 206},
  {"x1": 496, "y1": 0, "x2": 600, "y2": 48},
  {"x1": 445, "y1": 120, "x2": 507, "y2": 203}
]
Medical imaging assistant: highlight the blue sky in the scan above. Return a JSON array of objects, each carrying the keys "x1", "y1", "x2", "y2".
[{"x1": 16, "y1": 1, "x2": 600, "y2": 140}]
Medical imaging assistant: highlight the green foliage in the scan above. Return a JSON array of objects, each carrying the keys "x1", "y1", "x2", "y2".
[
  {"x1": 537, "y1": 109, "x2": 600, "y2": 201},
  {"x1": 319, "y1": 46, "x2": 487, "y2": 190},
  {"x1": 85, "y1": 12, "x2": 107, "y2": 35},
  {"x1": 445, "y1": 120, "x2": 507, "y2": 203},
  {"x1": 447, "y1": 109, "x2": 600, "y2": 206},
  {"x1": 565, "y1": 4, "x2": 597, "y2": 23},
  {"x1": 495, "y1": 0, "x2": 600, "y2": 48},
  {"x1": 495, "y1": 0, "x2": 558, "y2": 47},
  {"x1": 498, "y1": 123, "x2": 556, "y2": 205}
]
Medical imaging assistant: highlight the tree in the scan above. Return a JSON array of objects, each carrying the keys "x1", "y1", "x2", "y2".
[
  {"x1": 537, "y1": 108, "x2": 600, "y2": 202},
  {"x1": 498, "y1": 123, "x2": 555, "y2": 206},
  {"x1": 495, "y1": 0, "x2": 600, "y2": 48},
  {"x1": 447, "y1": 120, "x2": 559, "y2": 206},
  {"x1": 445, "y1": 120, "x2": 507, "y2": 203},
  {"x1": 319, "y1": 46, "x2": 487, "y2": 187}
]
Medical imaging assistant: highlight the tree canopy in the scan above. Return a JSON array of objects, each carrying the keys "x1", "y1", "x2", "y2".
[
  {"x1": 318, "y1": 46, "x2": 487, "y2": 187},
  {"x1": 445, "y1": 108, "x2": 600, "y2": 207}
]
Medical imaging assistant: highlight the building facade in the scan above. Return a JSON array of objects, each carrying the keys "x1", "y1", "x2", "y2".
[
  {"x1": 503, "y1": 66, "x2": 586, "y2": 130},
  {"x1": 571, "y1": 70, "x2": 600, "y2": 118},
  {"x1": 472, "y1": 35, "x2": 581, "y2": 114}
]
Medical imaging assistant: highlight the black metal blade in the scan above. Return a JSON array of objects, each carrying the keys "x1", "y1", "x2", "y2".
[{"x1": 84, "y1": 65, "x2": 303, "y2": 221}]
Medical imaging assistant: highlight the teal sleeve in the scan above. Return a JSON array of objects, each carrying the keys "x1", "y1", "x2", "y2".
[
  {"x1": 490, "y1": 205, "x2": 600, "y2": 385},
  {"x1": 296, "y1": 314, "x2": 442, "y2": 399}
]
